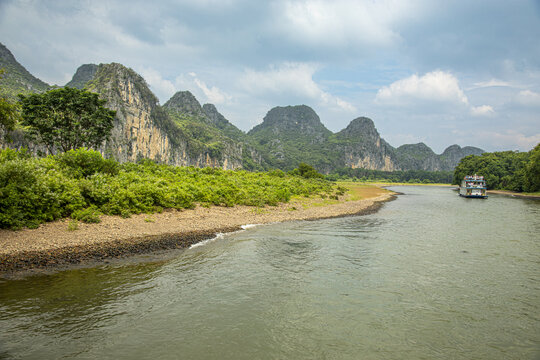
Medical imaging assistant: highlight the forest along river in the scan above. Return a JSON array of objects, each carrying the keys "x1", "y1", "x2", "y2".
[{"x1": 0, "y1": 186, "x2": 539, "y2": 359}]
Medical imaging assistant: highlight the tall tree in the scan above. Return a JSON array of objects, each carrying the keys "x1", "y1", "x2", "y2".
[{"x1": 18, "y1": 87, "x2": 116, "y2": 152}]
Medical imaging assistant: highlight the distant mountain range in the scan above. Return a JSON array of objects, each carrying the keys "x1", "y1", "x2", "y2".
[{"x1": 0, "y1": 42, "x2": 484, "y2": 172}]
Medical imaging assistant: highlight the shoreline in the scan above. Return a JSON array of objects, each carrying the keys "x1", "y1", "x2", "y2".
[
  {"x1": 0, "y1": 188, "x2": 395, "y2": 275},
  {"x1": 487, "y1": 189, "x2": 540, "y2": 199}
]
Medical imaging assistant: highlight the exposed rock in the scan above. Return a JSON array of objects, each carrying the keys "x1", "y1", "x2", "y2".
[
  {"x1": 84, "y1": 63, "x2": 243, "y2": 169},
  {"x1": 65, "y1": 64, "x2": 98, "y2": 89},
  {"x1": 334, "y1": 117, "x2": 400, "y2": 171},
  {"x1": 0, "y1": 41, "x2": 484, "y2": 173}
]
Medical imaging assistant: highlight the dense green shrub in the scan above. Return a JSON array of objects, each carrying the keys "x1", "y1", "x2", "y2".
[
  {"x1": 289, "y1": 163, "x2": 325, "y2": 179},
  {"x1": 72, "y1": 206, "x2": 102, "y2": 223},
  {"x1": 0, "y1": 148, "x2": 335, "y2": 229},
  {"x1": 57, "y1": 148, "x2": 119, "y2": 178},
  {"x1": 0, "y1": 158, "x2": 85, "y2": 229}
]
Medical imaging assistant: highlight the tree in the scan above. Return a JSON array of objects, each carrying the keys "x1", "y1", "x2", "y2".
[
  {"x1": 290, "y1": 162, "x2": 324, "y2": 179},
  {"x1": 18, "y1": 87, "x2": 116, "y2": 152},
  {"x1": 524, "y1": 143, "x2": 540, "y2": 192},
  {"x1": 0, "y1": 69, "x2": 21, "y2": 140}
]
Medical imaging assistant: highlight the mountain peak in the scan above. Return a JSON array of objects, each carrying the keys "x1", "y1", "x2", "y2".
[
  {"x1": 163, "y1": 91, "x2": 204, "y2": 118},
  {"x1": 85, "y1": 63, "x2": 159, "y2": 106},
  {"x1": 65, "y1": 64, "x2": 98, "y2": 89},
  {"x1": 0, "y1": 42, "x2": 49, "y2": 98},
  {"x1": 339, "y1": 117, "x2": 379, "y2": 138},
  {"x1": 397, "y1": 142, "x2": 434, "y2": 153},
  {"x1": 0, "y1": 42, "x2": 17, "y2": 63},
  {"x1": 250, "y1": 105, "x2": 330, "y2": 134}
]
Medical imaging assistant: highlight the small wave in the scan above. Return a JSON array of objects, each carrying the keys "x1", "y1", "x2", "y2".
[
  {"x1": 189, "y1": 224, "x2": 261, "y2": 249},
  {"x1": 189, "y1": 233, "x2": 224, "y2": 249}
]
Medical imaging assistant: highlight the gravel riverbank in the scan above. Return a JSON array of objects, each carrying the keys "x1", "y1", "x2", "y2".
[{"x1": 0, "y1": 189, "x2": 395, "y2": 274}]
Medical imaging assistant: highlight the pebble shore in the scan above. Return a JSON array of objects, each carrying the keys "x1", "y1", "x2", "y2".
[{"x1": 0, "y1": 190, "x2": 395, "y2": 274}]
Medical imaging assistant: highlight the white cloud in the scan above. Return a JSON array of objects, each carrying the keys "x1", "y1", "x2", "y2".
[
  {"x1": 471, "y1": 105, "x2": 495, "y2": 116},
  {"x1": 276, "y1": 0, "x2": 420, "y2": 49},
  {"x1": 478, "y1": 130, "x2": 540, "y2": 152},
  {"x1": 173, "y1": 72, "x2": 232, "y2": 105},
  {"x1": 472, "y1": 79, "x2": 513, "y2": 89},
  {"x1": 239, "y1": 63, "x2": 356, "y2": 112},
  {"x1": 138, "y1": 67, "x2": 176, "y2": 103},
  {"x1": 516, "y1": 90, "x2": 540, "y2": 107},
  {"x1": 375, "y1": 70, "x2": 469, "y2": 105},
  {"x1": 192, "y1": 77, "x2": 230, "y2": 104},
  {"x1": 375, "y1": 70, "x2": 499, "y2": 119}
]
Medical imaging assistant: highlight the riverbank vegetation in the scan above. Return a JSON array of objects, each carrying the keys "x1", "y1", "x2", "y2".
[
  {"x1": 327, "y1": 167, "x2": 452, "y2": 184},
  {"x1": 453, "y1": 144, "x2": 540, "y2": 192},
  {"x1": 0, "y1": 148, "x2": 338, "y2": 230}
]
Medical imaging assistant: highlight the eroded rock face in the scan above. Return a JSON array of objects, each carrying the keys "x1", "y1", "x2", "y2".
[
  {"x1": 335, "y1": 117, "x2": 400, "y2": 171},
  {"x1": 87, "y1": 63, "x2": 243, "y2": 169},
  {"x1": 0, "y1": 39, "x2": 484, "y2": 173}
]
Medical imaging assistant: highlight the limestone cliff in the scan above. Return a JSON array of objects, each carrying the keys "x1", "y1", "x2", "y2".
[
  {"x1": 85, "y1": 63, "x2": 243, "y2": 169},
  {"x1": 333, "y1": 117, "x2": 399, "y2": 171},
  {"x1": 162, "y1": 90, "x2": 266, "y2": 170}
]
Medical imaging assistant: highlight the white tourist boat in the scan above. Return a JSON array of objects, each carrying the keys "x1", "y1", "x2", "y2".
[{"x1": 459, "y1": 174, "x2": 488, "y2": 198}]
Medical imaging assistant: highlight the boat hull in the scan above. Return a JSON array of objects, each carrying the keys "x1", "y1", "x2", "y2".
[{"x1": 459, "y1": 193, "x2": 488, "y2": 199}]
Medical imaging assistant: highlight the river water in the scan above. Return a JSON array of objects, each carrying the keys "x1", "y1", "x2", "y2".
[{"x1": 0, "y1": 186, "x2": 539, "y2": 359}]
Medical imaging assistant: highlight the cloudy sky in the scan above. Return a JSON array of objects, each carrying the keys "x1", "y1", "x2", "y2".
[{"x1": 1, "y1": 0, "x2": 539, "y2": 152}]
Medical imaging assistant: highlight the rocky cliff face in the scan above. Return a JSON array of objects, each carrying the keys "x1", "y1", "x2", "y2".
[
  {"x1": 0, "y1": 42, "x2": 484, "y2": 172},
  {"x1": 85, "y1": 63, "x2": 243, "y2": 169},
  {"x1": 334, "y1": 117, "x2": 399, "y2": 171},
  {"x1": 65, "y1": 64, "x2": 98, "y2": 89}
]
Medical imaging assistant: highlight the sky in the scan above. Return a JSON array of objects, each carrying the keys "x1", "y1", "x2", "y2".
[{"x1": 1, "y1": 0, "x2": 539, "y2": 153}]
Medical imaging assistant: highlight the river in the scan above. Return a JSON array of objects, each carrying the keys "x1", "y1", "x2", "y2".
[{"x1": 0, "y1": 186, "x2": 539, "y2": 359}]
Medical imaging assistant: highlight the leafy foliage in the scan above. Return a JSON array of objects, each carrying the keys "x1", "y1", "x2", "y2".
[
  {"x1": 0, "y1": 69, "x2": 22, "y2": 139},
  {"x1": 18, "y1": 87, "x2": 116, "y2": 152},
  {"x1": 328, "y1": 167, "x2": 453, "y2": 183},
  {"x1": 0, "y1": 148, "x2": 336, "y2": 229},
  {"x1": 453, "y1": 145, "x2": 540, "y2": 192},
  {"x1": 289, "y1": 163, "x2": 325, "y2": 179}
]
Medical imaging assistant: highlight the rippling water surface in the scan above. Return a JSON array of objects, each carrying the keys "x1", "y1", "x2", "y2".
[{"x1": 1, "y1": 186, "x2": 539, "y2": 359}]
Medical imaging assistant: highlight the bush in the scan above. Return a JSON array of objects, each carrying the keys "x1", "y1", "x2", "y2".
[
  {"x1": 72, "y1": 206, "x2": 102, "y2": 223},
  {"x1": 57, "y1": 148, "x2": 119, "y2": 178},
  {"x1": 0, "y1": 149, "x2": 335, "y2": 229}
]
